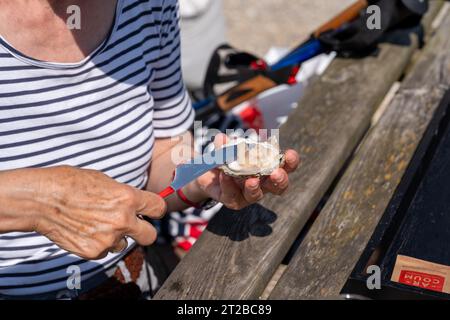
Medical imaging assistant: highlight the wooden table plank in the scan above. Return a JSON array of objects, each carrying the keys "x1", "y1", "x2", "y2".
[
  {"x1": 269, "y1": 6, "x2": 450, "y2": 300},
  {"x1": 155, "y1": 3, "x2": 442, "y2": 300}
]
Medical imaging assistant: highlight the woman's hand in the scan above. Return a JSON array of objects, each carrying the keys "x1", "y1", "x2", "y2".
[
  {"x1": 0, "y1": 166, "x2": 166, "y2": 260},
  {"x1": 194, "y1": 134, "x2": 300, "y2": 210}
]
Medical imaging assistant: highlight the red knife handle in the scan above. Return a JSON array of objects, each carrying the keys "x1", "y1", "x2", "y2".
[{"x1": 159, "y1": 186, "x2": 175, "y2": 199}]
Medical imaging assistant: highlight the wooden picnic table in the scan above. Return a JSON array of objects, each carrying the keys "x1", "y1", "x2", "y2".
[{"x1": 155, "y1": 1, "x2": 450, "y2": 300}]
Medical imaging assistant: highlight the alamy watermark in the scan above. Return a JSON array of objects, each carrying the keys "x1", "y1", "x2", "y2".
[
  {"x1": 66, "y1": 265, "x2": 81, "y2": 290},
  {"x1": 66, "y1": 5, "x2": 81, "y2": 30},
  {"x1": 366, "y1": 265, "x2": 382, "y2": 290},
  {"x1": 170, "y1": 121, "x2": 280, "y2": 166},
  {"x1": 366, "y1": 5, "x2": 382, "y2": 30}
]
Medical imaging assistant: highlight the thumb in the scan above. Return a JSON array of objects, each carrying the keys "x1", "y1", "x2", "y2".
[{"x1": 135, "y1": 189, "x2": 167, "y2": 219}]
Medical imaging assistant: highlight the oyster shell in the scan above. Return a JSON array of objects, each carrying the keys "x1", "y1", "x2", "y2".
[{"x1": 220, "y1": 137, "x2": 285, "y2": 177}]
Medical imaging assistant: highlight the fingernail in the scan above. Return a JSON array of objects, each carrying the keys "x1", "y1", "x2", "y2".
[
  {"x1": 249, "y1": 181, "x2": 259, "y2": 189},
  {"x1": 274, "y1": 173, "x2": 284, "y2": 183}
]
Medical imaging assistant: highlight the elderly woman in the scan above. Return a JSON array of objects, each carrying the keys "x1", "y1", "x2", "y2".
[{"x1": 0, "y1": 0, "x2": 299, "y2": 299}]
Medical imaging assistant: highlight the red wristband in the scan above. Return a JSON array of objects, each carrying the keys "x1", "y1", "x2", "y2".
[
  {"x1": 176, "y1": 188, "x2": 202, "y2": 209},
  {"x1": 167, "y1": 169, "x2": 202, "y2": 209}
]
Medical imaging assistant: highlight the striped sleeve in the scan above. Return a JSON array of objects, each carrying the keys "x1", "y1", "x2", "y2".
[{"x1": 149, "y1": 0, "x2": 194, "y2": 138}]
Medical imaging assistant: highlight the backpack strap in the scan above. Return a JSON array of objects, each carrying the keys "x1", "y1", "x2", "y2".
[{"x1": 203, "y1": 44, "x2": 266, "y2": 98}]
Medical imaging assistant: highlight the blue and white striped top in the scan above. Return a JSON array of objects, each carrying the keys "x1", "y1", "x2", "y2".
[{"x1": 0, "y1": 0, "x2": 194, "y2": 296}]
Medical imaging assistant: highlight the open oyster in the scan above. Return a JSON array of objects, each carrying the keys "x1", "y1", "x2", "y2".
[{"x1": 220, "y1": 137, "x2": 285, "y2": 177}]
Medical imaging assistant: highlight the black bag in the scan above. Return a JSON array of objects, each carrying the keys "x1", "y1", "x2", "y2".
[{"x1": 318, "y1": 0, "x2": 429, "y2": 56}]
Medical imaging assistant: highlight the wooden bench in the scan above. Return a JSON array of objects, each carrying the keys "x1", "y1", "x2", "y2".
[{"x1": 155, "y1": 1, "x2": 450, "y2": 300}]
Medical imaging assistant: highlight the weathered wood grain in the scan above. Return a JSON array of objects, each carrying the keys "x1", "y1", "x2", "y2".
[
  {"x1": 269, "y1": 7, "x2": 450, "y2": 300},
  {"x1": 155, "y1": 3, "x2": 443, "y2": 300}
]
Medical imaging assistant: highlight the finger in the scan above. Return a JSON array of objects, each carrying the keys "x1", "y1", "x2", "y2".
[
  {"x1": 283, "y1": 149, "x2": 300, "y2": 173},
  {"x1": 90, "y1": 250, "x2": 109, "y2": 261},
  {"x1": 213, "y1": 133, "x2": 228, "y2": 149},
  {"x1": 109, "y1": 238, "x2": 128, "y2": 254},
  {"x1": 220, "y1": 172, "x2": 248, "y2": 210},
  {"x1": 243, "y1": 178, "x2": 264, "y2": 203},
  {"x1": 262, "y1": 168, "x2": 289, "y2": 195},
  {"x1": 135, "y1": 190, "x2": 167, "y2": 219},
  {"x1": 128, "y1": 219, "x2": 158, "y2": 246}
]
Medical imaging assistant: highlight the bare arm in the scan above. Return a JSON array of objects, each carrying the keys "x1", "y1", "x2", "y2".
[{"x1": 0, "y1": 166, "x2": 166, "y2": 259}]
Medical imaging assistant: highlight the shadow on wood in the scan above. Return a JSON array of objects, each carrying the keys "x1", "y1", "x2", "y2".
[{"x1": 207, "y1": 204, "x2": 277, "y2": 242}]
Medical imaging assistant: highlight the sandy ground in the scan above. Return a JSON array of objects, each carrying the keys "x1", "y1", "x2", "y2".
[{"x1": 223, "y1": 0, "x2": 356, "y2": 56}]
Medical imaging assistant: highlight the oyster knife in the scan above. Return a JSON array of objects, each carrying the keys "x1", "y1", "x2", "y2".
[{"x1": 158, "y1": 144, "x2": 238, "y2": 198}]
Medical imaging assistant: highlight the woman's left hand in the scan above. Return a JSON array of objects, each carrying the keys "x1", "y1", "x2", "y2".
[{"x1": 195, "y1": 134, "x2": 300, "y2": 210}]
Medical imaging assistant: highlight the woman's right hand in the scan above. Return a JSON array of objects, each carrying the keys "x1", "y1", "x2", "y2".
[{"x1": 0, "y1": 166, "x2": 166, "y2": 260}]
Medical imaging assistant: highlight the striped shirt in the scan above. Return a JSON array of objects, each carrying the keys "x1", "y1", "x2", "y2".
[{"x1": 0, "y1": 0, "x2": 194, "y2": 296}]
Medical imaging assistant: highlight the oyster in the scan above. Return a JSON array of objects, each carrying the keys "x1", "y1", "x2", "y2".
[{"x1": 221, "y1": 137, "x2": 284, "y2": 177}]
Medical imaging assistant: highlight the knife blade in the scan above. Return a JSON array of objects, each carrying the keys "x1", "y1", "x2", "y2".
[{"x1": 159, "y1": 144, "x2": 239, "y2": 198}]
